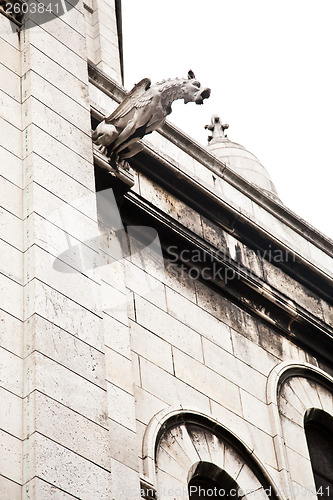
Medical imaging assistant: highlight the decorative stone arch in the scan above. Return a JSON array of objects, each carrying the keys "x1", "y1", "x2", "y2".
[
  {"x1": 142, "y1": 407, "x2": 279, "y2": 500},
  {"x1": 266, "y1": 361, "x2": 333, "y2": 500}
]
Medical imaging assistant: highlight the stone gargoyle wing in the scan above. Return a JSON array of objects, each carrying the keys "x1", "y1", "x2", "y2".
[{"x1": 105, "y1": 78, "x2": 152, "y2": 124}]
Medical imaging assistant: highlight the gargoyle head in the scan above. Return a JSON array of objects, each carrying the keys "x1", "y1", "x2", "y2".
[{"x1": 184, "y1": 70, "x2": 211, "y2": 105}]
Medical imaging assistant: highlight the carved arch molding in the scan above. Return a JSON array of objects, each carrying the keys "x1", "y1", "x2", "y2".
[
  {"x1": 142, "y1": 364, "x2": 333, "y2": 500},
  {"x1": 142, "y1": 411, "x2": 278, "y2": 500},
  {"x1": 269, "y1": 363, "x2": 333, "y2": 500}
]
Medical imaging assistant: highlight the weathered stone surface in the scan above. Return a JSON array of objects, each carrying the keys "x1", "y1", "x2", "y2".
[
  {"x1": 0, "y1": 239, "x2": 23, "y2": 285},
  {"x1": 130, "y1": 320, "x2": 174, "y2": 373},
  {"x1": 0, "y1": 310, "x2": 23, "y2": 358},
  {"x1": 134, "y1": 386, "x2": 166, "y2": 425},
  {"x1": 23, "y1": 72, "x2": 90, "y2": 134},
  {"x1": 211, "y1": 399, "x2": 277, "y2": 470},
  {"x1": 165, "y1": 287, "x2": 233, "y2": 352},
  {"x1": 320, "y1": 298, "x2": 333, "y2": 328},
  {"x1": 139, "y1": 356, "x2": 211, "y2": 414},
  {"x1": 135, "y1": 294, "x2": 203, "y2": 361},
  {"x1": 308, "y1": 242, "x2": 333, "y2": 277},
  {"x1": 21, "y1": 25, "x2": 88, "y2": 84},
  {"x1": 0, "y1": 475, "x2": 21, "y2": 500},
  {"x1": 32, "y1": 352, "x2": 108, "y2": 425},
  {"x1": 27, "y1": 315, "x2": 105, "y2": 387},
  {"x1": 104, "y1": 315, "x2": 131, "y2": 358},
  {"x1": 155, "y1": 469, "x2": 187, "y2": 500},
  {"x1": 25, "y1": 433, "x2": 111, "y2": 499},
  {"x1": 23, "y1": 128, "x2": 94, "y2": 189},
  {"x1": 0, "y1": 37, "x2": 20, "y2": 74},
  {"x1": 89, "y1": 82, "x2": 118, "y2": 116},
  {"x1": 23, "y1": 46, "x2": 89, "y2": 107},
  {"x1": 262, "y1": 257, "x2": 325, "y2": 320},
  {"x1": 26, "y1": 6, "x2": 86, "y2": 58},
  {"x1": 285, "y1": 446, "x2": 314, "y2": 491},
  {"x1": 110, "y1": 458, "x2": 140, "y2": 499},
  {"x1": 280, "y1": 415, "x2": 309, "y2": 458},
  {"x1": 32, "y1": 391, "x2": 110, "y2": 469},
  {"x1": 102, "y1": 281, "x2": 128, "y2": 324},
  {"x1": 145, "y1": 133, "x2": 197, "y2": 177},
  {"x1": 139, "y1": 174, "x2": 204, "y2": 237},
  {"x1": 107, "y1": 383, "x2": 136, "y2": 431},
  {"x1": 0, "y1": 387, "x2": 22, "y2": 438},
  {"x1": 25, "y1": 281, "x2": 103, "y2": 350},
  {"x1": 108, "y1": 420, "x2": 139, "y2": 471},
  {"x1": 203, "y1": 338, "x2": 267, "y2": 402},
  {"x1": 126, "y1": 262, "x2": 167, "y2": 310},
  {"x1": 231, "y1": 328, "x2": 279, "y2": 376},
  {"x1": 22, "y1": 98, "x2": 92, "y2": 161},
  {"x1": 0, "y1": 274, "x2": 23, "y2": 321},
  {"x1": 23, "y1": 184, "x2": 98, "y2": 250},
  {"x1": 173, "y1": 348, "x2": 242, "y2": 413},
  {"x1": 240, "y1": 390, "x2": 273, "y2": 436},
  {"x1": 0, "y1": 89, "x2": 21, "y2": 128},
  {"x1": 0, "y1": 176, "x2": 22, "y2": 219},
  {"x1": 105, "y1": 346, "x2": 134, "y2": 393},
  {"x1": 195, "y1": 280, "x2": 259, "y2": 343},
  {"x1": 219, "y1": 180, "x2": 254, "y2": 216},
  {"x1": 25, "y1": 478, "x2": 77, "y2": 500},
  {"x1": 24, "y1": 245, "x2": 100, "y2": 312},
  {"x1": 99, "y1": 261, "x2": 126, "y2": 298},
  {"x1": 0, "y1": 208, "x2": 23, "y2": 251},
  {"x1": 0, "y1": 147, "x2": 22, "y2": 188},
  {"x1": 25, "y1": 159, "x2": 95, "y2": 218},
  {"x1": 0, "y1": 120, "x2": 21, "y2": 159},
  {"x1": 85, "y1": 0, "x2": 122, "y2": 82},
  {"x1": 0, "y1": 430, "x2": 21, "y2": 484},
  {"x1": 0, "y1": 64, "x2": 20, "y2": 101}
]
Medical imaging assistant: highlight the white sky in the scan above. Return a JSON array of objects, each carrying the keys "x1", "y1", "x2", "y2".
[{"x1": 122, "y1": 0, "x2": 333, "y2": 241}]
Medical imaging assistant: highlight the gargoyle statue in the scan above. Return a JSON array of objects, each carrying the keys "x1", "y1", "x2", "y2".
[{"x1": 92, "y1": 70, "x2": 211, "y2": 166}]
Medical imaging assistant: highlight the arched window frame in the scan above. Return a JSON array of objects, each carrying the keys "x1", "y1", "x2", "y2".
[
  {"x1": 267, "y1": 362, "x2": 333, "y2": 500},
  {"x1": 141, "y1": 408, "x2": 279, "y2": 500}
]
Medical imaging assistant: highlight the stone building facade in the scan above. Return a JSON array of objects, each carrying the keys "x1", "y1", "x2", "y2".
[{"x1": 0, "y1": 1, "x2": 333, "y2": 499}]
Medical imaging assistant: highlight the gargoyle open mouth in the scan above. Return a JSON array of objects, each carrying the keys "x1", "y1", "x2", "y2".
[{"x1": 195, "y1": 87, "x2": 211, "y2": 104}]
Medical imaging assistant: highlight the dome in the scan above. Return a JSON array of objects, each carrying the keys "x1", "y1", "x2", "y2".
[{"x1": 206, "y1": 115, "x2": 279, "y2": 199}]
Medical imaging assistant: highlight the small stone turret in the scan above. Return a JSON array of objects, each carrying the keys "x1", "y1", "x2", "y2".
[{"x1": 206, "y1": 115, "x2": 279, "y2": 199}]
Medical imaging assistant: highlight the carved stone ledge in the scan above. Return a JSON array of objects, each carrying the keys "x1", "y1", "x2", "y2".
[{"x1": 93, "y1": 144, "x2": 135, "y2": 189}]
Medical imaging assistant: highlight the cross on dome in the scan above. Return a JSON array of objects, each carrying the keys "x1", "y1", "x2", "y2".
[{"x1": 205, "y1": 115, "x2": 229, "y2": 142}]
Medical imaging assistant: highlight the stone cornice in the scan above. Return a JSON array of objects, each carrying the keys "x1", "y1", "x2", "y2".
[
  {"x1": 123, "y1": 190, "x2": 333, "y2": 365},
  {"x1": 128, "y1": 145, "x2": 333, "y2": 305}
]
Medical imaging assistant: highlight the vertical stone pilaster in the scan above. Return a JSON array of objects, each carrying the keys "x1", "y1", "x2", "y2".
[
  {"x1": 84, "y1": 0, "x2": 122, "y2": 82},
  {"x1": 96, "y1": 188, "x2": 141, "y2": 497},
  {"x1": 19, "y1": 5, "x2": 111, "y2": 498},
  {"x1": 0, "y1": 14, "x2": 24, "y2": 500}
]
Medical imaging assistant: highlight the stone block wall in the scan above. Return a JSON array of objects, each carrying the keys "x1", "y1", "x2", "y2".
[
  {"x1": 90, "y1": 71, "x2": 333, "y2": 498},
  {"x1": 0, "y1": 15, "x2": 24, "y2": 499},
  {"x1": 124, "y1": 234, "x2": 330, "y2": 497},
  {"x1": 1, "y1": 5, "x2": 333, "y2": 499},
  {"x1": 84, "y1": 0, "x2": 122, "y2": 82},
  {"x1": 0, "y1": 1, "x2": 123, "y2": 497}
]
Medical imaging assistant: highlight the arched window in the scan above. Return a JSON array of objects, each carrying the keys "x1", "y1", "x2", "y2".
[
  {"x1": 304, "y1": 409, "x2": 333, "y2": 499},
  {"x1": 188, "y1": 462, "x2": 240, "y2": 499},
  {"x1": 149, "y1": 412, "x2": 278, "y2": 500}
]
